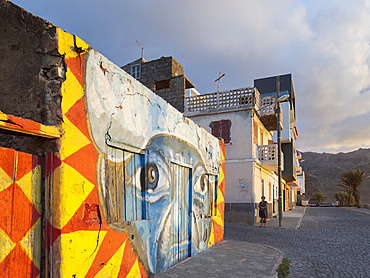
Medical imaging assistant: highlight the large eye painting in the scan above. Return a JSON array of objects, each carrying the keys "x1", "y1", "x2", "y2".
[
  {"x1": 97, "y1": 135, "x2": 213, "y2": 274},
  {"x1": 142, "y1": 162, "x2": 158, "y2": 191}
]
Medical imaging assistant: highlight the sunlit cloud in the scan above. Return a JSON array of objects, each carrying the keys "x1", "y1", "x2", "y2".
[{"x1": 9, "y1": 0, "x2": 370, "y2": 153}]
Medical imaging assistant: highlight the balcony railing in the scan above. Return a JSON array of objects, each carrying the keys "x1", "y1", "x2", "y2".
[
  {"x1": 259, "y1": 96, "x2": 283, "y2": 131},
  {"x1": 184, "y1": 87, "x2": 282, "y2": 131},
  {"x1": 257, "y1": 144, "x2": 284, "y2": 172},
  {"x1": 185, "y1": 87, "x2": 259, "y2": 113}
]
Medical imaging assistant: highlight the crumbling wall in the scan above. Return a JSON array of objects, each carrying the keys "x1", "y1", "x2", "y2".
[{"x1": 0, "y1": 0, "x2": 63, "y2": 155}]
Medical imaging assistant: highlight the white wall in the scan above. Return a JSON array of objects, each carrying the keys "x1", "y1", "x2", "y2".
[
  {"x1": 224, "y1": 161, "x2": 254, "y2": 203},
  {"x1": 190, "y1": 110, "x2": 253, "y2": 160}
]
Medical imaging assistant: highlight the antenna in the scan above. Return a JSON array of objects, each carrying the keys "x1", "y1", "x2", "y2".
[
  {"x1": 215, "y1": 72, "x2": 225, "y2": 92},
  {"x1": 136, "y1": 40, "x2": 144, "y2": 59}
]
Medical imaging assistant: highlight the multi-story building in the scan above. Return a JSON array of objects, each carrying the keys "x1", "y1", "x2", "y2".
[
  {"x1": 254, "y1": 74, "x2": 299, "y2": 211},
  {"x1": 123, "y1": 54, "x2": 301, "y2": 225},
  {"x1": 184, "y1": 86, "x2": 285, "y2": 225},
  {"x1": 296, "y1": 151, "x2": 306, "y2": 204}
]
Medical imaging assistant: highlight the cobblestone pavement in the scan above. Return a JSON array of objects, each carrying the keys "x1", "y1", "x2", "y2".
[
  {"x1": 225, "y1": 207, "x2": 370, "y2": 278},
  {"x1": 155, "y1": 240, "x2": 283, "y2": 278}
]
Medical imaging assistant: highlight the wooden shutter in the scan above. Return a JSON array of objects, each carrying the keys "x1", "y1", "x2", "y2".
[
  {"x1": 210, "y1": 121, "x2": 221, "y2": 138},
  {"x1": 220, "y1": 120, "x2": 231, "y2": 143}
]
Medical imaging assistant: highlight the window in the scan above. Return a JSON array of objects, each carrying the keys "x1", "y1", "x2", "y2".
[
  {"x1": 269, "y1": 182, "x2": 272, "y2": 202},
  {"x1": 105, "y1": 146, "x2": 146, "y2": 223},
  {"x1": 131, "y1": 64, "x2": 141, "y2": 79},
  {"x1": 253, "y1": 120, "x2": 258, "y2": 145},
  {"x1": 210, "y1": 120, "x2": 231, "y2": 143},
  {"x1": 261, "y1": 179, "x2": 265, "y2": 197},
  {"x1": 154, "y1": 79, "x2": 170, "y2": 90}
]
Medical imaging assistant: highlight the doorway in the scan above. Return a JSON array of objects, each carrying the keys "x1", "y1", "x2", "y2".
[{"x1": 170, "y1": 163, "x2": 192, "y2": 266}]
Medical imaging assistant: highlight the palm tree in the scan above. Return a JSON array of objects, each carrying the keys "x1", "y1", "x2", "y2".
[
  {"x1": 334, "y1": 190, "x2": 354, "y2": 207},
  {"x1": 337, "y1": 169, "x2": 368, "y2": 208}
]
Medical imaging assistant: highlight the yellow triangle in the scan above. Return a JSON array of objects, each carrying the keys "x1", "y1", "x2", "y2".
[
  {"x1": 52, "y1": 163, "x2": 95, "y2": 230},
  {"x1": 19, "y1": 218, "x2": 42, "y2": 269},
  {"x1": 60, "y1": 116, "x2": 91, "y2": 160},
  {"x1": 219, "y1": 166, "x2": 225, "y2": 186},
  {"x1": 61, "y1": 67, "x2": 84, "y2": 114},
  {"x1": 213, "y1": 213, "x2": 224, "y2": 227},
  {"x1": 0, "y1": 228, "x2": 16, "y2": 264},
  {"x1": 208, "y1": 222, "x2": 215, "y2": 248},
  {"x1": 60, "y1": 230, "x2": 107, "y2": 278},
  {"x1": 216, "y1": 190, "x2": 224, "y2": 206},
  {"x1": 95, "y1": 240, "x2": 127, "y2": 278},
  {"x1": 126, "y1": 258, "x2": 141, "y2": 278},
  {"x1": 57, "y1": 28, "x2": 89, "y2": 59},
  {"x1": 0, "y1": 166, "x2": 13, "y2": 193},
  {"x1": 17, "y1": 165, "x2": 42, "y2": 213}
]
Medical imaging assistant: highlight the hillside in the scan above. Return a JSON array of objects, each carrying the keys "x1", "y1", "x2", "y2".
[{"x1": 302, "y1": 148, "x2": 370, "y2": 205}]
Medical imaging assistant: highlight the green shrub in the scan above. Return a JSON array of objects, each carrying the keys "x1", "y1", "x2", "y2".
[{"x1": 277, "y1": 256, "x2": 291, "y2": 278}]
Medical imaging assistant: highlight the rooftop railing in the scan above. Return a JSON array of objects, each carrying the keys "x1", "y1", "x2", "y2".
[
  {"x1": 185, "y1": 87, "x2": 282, "y2": 131},
  {"x1": 185, "y1": 87, "x2": 260, "y2": 113}
]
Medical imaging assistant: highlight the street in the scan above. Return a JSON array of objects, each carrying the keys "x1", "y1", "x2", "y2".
[{"x1": 225, "y1": 207, "x2": 370, "y2": 277}]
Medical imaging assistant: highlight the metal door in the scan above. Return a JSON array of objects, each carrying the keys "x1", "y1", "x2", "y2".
[
  {"x1": 0, "y1": 147, "x2": 42, "y2": 277},
  {"x1": 170, "y1": 163, "x2": 191, "y2": 266}
]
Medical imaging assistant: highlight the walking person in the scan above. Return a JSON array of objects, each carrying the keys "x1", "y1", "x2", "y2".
[{"x1": 259, "y1": 196, "x2": 268, "y2": 227}]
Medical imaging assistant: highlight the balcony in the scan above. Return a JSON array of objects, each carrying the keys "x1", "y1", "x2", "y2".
[
  {"x1": 259, "y1": 96, "x2": 283, "y2": 131},
  {"x1": 184, "y1": 87, "x2": 260, "y2": 115},
  {"x1": 184, "y1": 87, "x2": 282, "y2": 132},
  {"x1": 257, "y1": 144, "x2": 284, "y2": 172}
]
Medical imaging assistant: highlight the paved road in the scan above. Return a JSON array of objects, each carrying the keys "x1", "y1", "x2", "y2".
[{"x1": 225, "y1": 207, "x2": 370, "y2": 277}]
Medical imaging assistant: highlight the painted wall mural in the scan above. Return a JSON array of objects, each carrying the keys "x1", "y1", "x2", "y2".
[
  {"x1": 84, "y1": 48, "x2": 225, "y2": 274},
  {"x1": 0, "y1": 25, "x2": 225, "y2": 277}
]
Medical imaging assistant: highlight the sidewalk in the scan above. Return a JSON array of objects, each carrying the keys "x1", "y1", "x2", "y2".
[
  {"x1": 155, "y1": 206, "x2": 306, "y2": 278},
  {"x1": 264, "y1": 206, "x2": 306, "y2": 229},
  {"x1": 341, "y1": 207, "x2": 370, "y2": 216},
  {"x1": 155, "y1": 240, "x2": 284, "y2": 278}
]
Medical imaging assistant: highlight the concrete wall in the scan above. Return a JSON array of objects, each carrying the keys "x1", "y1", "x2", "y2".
[{"x1": 0, "y1": 2, "x2": 225, "y2": 276}]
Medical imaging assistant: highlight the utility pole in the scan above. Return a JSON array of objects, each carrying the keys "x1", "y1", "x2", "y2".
[
  {"x1": 215, "y1": 72, "x2": 225, "y2": 92},
  {"x1": 136, "y1": 40, "x2": 144, "y2": 59},
  {"x1": 277, "y1": 76, "x2": 283, "y2": 227}
]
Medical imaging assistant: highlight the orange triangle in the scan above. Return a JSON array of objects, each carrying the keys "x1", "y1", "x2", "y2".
[
  {"x1": 65, "y1": 54, "x2": 85, "y2": 88},
  {"x1": 85, "y1": 231, "x2": 127, "y2": 278},
  {"x1": 0, "y1": 147, "x2": 15, "y2": 179},
  {"x1": 117, "y1": 239, "x2": 140, "y2": 277},
  {"x1": 0, "y1": 244, "x2": 40, "y2": 278},
  {"x1": 64, "y1": 96, "x2": 91, "y2": 140},
  {"x1": 63, "y1": 143, "x2": 98, "y2": 186},
  {"x1": 15, "y1": 152, "x2": 33, "y2": 181},
  {"x1": 213, "y1": 219, "x2": 224, "y2": 245},
  {"x1": 0, "y1": 183, "x2": 40, "y2": 243}
]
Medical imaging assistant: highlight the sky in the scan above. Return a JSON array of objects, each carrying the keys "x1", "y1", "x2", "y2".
[{"x1": 10, "y1": 0, "x2": 370, "y2": 154}]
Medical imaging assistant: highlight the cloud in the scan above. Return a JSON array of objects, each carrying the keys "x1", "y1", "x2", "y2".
[{"x1": 9, "y1": 0, "x2": 370, "y2": 153}]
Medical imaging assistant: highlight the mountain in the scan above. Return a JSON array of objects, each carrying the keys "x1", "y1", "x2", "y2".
[{"x1": 301, "y1": 148, "x2": 370, "y2": 205}]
